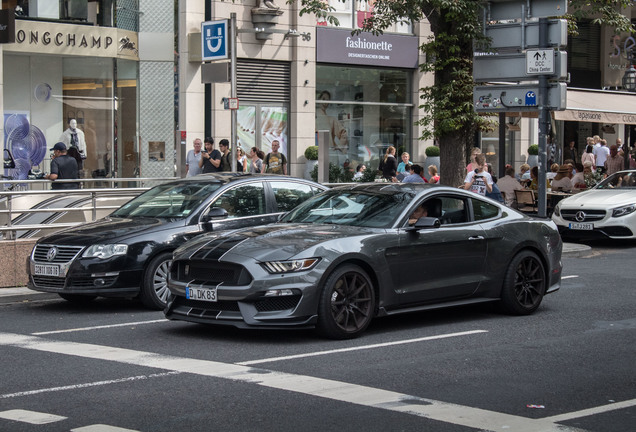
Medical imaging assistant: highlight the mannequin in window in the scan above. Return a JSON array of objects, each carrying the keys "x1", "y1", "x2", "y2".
[{"x1": 59, "y1": 119, "x2": 87, "y2": 164}]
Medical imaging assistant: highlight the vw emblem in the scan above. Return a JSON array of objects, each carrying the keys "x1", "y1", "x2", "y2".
[
  {"x1": 575, "y1": 211, "x2": 586, "y2": 222},
  {"x1": 46, "y1": 247, "x2": 58, "y2": 261}
]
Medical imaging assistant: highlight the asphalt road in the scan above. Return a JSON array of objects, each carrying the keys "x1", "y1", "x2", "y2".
[{"x1": 0, "y1": 240, "x2": 634, "y2": 432}]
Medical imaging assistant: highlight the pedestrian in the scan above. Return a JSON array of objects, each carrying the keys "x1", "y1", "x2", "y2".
[
  {"x1": 428, "y1": 165, "x2": 440, "y2": 184},
  {"x1": 594, "y1": 139, "x2": 610, "y2": 174},
  {"x1": 563, "y1": 140, "x2": 578, "y2": 164},
  {"x1": 581, "y1": 144, "x2": 596, "y2": 169},
  {"x1": 401, "y1": 164, "x2": 426, "y2": 183},
  {"x1": 604, "y1": 144, "x2": 625, "y2": 176},
  {"x1": 353, "y1": 164, "x2": 366, "y2": 180},
  {"x1": 379, "y1": 145, "x2": 398, "y2": 181},
  {"x1": 45, "y1": 142, "x2": 80, "y2": 189},
  {"x1": 249, "y1": 147, "x2": 265, "y2": 174},
  {"x1": 261, "y1": 140, "x2": 287, "y2": 174},
  {"x1": 496, "y1": 166, "x2": 523, "y2": 207},
  {"x1": 397, "y1": 152, "x2": 413, "y2": 174},
  {"x1": 185, "y1": 138, "x2": 203, "y2": 177},
  {"x1": 199, "y1": 137, "x2": 222, "y2": 173},
  {"x1": 218, "y1": 139, "x2": 232, "y2": 171},
  {"x1": 237, "y1": 147, "x2": 247, "y2": 173},
  {"x1": 463, "y1": 153, "x2": 493, "y2": 195}
]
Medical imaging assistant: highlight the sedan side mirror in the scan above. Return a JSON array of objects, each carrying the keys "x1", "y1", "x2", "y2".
[
  {"x1": 201, "y1": 207, "x2": 228, "y2": 223},
  {"x1": 406, "y1": 216, "x2": 441, "y2": 231}
]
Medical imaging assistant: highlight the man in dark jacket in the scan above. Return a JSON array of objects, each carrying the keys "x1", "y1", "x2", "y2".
[{"x1": 46, "y1": 142, "x2": 79, "y2": 189}]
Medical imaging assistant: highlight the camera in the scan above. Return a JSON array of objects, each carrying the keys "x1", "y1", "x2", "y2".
[{"x1": 474, "y1": 168, "x2": 480, "y2": 173}]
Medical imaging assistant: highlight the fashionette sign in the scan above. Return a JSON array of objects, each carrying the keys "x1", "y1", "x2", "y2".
[
  {"x1": 316, "y1": 27, "x2": 418, "y2": 68},
  {"x1": 4, "y1": 20, "x2": 138, "y2": 60}
]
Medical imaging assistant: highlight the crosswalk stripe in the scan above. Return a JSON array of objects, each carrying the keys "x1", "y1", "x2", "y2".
[
  {"x1": 0, "y1": 331, "x2": 594, "y2": 432},
  {"x1": 0, "y1": 409, "x2": 66, "y2": 424}
]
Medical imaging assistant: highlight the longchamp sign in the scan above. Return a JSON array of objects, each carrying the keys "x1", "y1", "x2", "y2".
[
  {"x1": 4, "y1": 20, "x2": 139, "y2": 60},
  {"x1": 316, "y1": 27, "x2": 418, "y2": 69}
]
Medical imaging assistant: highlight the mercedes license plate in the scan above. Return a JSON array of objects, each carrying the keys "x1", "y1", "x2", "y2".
[
  {"x1": 185, "y1": 286, "x2": 217, "y2": 302},
  {"x1": 569, "y1": 222, "x2": 593, "y2": 231},
  {"x1": 34, "y1": 264, "x2": 60, "y2": 277}
]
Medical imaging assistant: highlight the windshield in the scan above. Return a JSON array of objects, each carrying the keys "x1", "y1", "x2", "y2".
[
  {"x1": 596, "y1": 171, "x2": 636, "y2": 190},
  {"x1": 111, "y1": 182, "x2": 222, "y2": 218},
  {"x1": 280, "y1": 189, "x2": 414, "y2": 228}
]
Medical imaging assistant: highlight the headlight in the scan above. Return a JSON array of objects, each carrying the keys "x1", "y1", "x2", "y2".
[
  {"x1": 261, "y1": 258, "x2": 320, "y2": 274},
  {"x1": 553, "y1": 202, "x2": 561, "y2": 217},
  {"x1": 612, "y1": 204, "x2": 636, "y2": 218},
  {"x1": 83, "y1": 244, "x2": 128, "y2": 259}
]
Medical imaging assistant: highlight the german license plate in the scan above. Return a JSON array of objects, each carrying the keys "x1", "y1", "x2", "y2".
[
  {"x1": 569, "y1": 222, "x2": 593, "y2": 230},
  {"x1": 185, "y1": 286, "x2": 217, "y2": 302},
  {"x1": 34, "y1": 264, "x2": 60, "y2": 277}
]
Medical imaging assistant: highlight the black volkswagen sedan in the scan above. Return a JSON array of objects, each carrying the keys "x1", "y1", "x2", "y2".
[
  {"x1": 165, "y1": 183, "x2": 563, "y2": 339},
  {"x1": 27, "y1": 174, "x2": 327, "y2": 309}
]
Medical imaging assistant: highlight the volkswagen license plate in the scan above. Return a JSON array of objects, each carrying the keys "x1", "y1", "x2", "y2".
[
  {"x1": 34, "y1": 264, "x2": 60, "y2": 277},
  {"x1": 569, "y1": 222, "x2": 593, "y2": 230},
  {"x1": 186, "y1": 286, "x2": 217, "y2": 302}
]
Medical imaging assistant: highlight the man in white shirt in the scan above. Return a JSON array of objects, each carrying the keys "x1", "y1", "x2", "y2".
[
  {"x1": 594, "y1": 139, "x2": 610, "y2": 174},
  {"x1": 463, "y1": 153, "x2": 493, "y2": 195},
  {"x1": 497, "y1": 166, "x2": 524, "y2": 206}
]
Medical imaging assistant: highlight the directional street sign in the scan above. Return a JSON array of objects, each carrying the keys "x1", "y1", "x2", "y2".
[
  {"x1": 526, "y1": 49, "x2": 554, "y2": 74},
  {"x1": 473, "y1": 51, "x2": 567, "y2": 82},
  {"x1": 474, "y1": 83, "x2": 567, "y2": 112},
  {"x1": 201, "y1": 20, "x2": 229, "y2": 61},
  {"x1": 487, "y1": 0, "x2": 567, "y2": 20},
  {"x1": 485, "y1": 19, "x2": 567, "y2": 50}
]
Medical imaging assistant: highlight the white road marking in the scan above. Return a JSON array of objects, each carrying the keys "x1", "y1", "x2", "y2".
[
  {"x1": 0, "y1": 409, "x2": 66, "y2": 424},
  {"x1": 0, "y1": 372, "x2": 182, "y2": 399},
  {"x1": 561, "y1": 275, "x2": 579, "y2": 280},
  {"x1": 0, "y1": 287, "x2": 41, "y2": 297},
  {"x1": 72, "y1": 425, "x2": 140, "y2": 432},
  {"x1": 32, "y1": 319, "x2": 167, "y2": 335},
  {"x1": 237, "y1": 330, "x2": 488, "y2": 365},
  {"x1": 0, "y1": 332, "x2": 598, "y2": 432},
  {"x1": 543, "y1": 398, "x2": 636, "y2": 423}
]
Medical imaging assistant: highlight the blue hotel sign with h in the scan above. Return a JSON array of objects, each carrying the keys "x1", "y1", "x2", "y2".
[{"x1": 201, "y1": 20, "x2": 228, "y2": 61}]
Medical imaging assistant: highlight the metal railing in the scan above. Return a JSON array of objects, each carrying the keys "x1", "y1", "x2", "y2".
[{"x1": 0, "y1": 177, "x2": 177, "y2": 240}]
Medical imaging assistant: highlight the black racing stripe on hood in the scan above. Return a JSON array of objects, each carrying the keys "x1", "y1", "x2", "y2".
[{"x1": 192, "y1": 231, "x2": 253, "y2": 260}]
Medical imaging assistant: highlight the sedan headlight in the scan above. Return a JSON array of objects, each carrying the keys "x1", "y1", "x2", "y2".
[
  {"x1": 553, "y1": 202, "x2": 561, "y2": 217},
  {"x1": 83, "y1": 244, "x2": 128, "y2": 259},
  {"x1": 612, "y1": 204, "x2": 636, "y2": 218},
  {"x1": 261, "y1": 258, "x2": 320, "y2": 274}
]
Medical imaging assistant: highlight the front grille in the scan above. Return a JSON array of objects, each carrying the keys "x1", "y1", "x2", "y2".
[
  {"x1": 601, "y1": 226, "x2": 633, "y2": 237},
  {"x1": 33, "y1": 245, "x2": 84, "y2": 263},
  {"x1": 171, "y1": 260, "x2": 252, "y2": 285},
  {"x1": 561, "y1": 209, "x2": 606, "y2": 222},
  {"x1": 255, "y1": 295, "x2": 301, "y2": 312},
  {"x1": 31, "y1": 275, "x2": 66, "y2": 289}
]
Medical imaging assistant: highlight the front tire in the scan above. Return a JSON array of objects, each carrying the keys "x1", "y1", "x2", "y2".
[
  {"x1": 139, "y1": 252, "x2": 172, "y2": 310},
  {"x1": 499, "y1": 250, "x2": 546, "y2": 315},
  {"x1": 316, "y1": 264, "x2": 375, "y2": 339}
]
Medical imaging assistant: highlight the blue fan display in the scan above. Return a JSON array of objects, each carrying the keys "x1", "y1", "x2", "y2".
[{"x1": 4, "y1": 114, "x2": 47, "y2": 180}]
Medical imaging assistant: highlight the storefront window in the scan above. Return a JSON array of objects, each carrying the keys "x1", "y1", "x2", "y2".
[
  {"x1": 12, "y1": 1, "x2": 118, "y2": 28},
  {"x1": 116, "y1": 59, "x2": 138, "y2": 179},
  {"x1": 318, "y1": 0, "x2": 411, "y2": 34},
  {"x1": 316, "y1": 65, "x2": 411, "y2": 171}
]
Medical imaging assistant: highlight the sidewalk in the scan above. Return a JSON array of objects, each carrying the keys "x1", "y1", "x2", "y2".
[{"x1": 562, "y1": 242, "x2": 592, "y2": 257}]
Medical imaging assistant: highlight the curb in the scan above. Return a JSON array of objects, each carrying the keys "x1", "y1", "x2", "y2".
[{"x1": 562, "y1": 242, "x2": 593, "y2": 258}]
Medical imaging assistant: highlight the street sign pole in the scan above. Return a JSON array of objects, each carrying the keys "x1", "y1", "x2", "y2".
[
  {"x1": 230, "y1": 13, "x2": 237, "y2": 172},
  {"x1": 538, "y1": 17, "x2": 549, "y2": 218}
]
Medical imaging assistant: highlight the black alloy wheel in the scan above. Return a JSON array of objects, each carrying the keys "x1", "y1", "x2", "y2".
[
  {"x1": 316, "y1": 264, "x2": 375, "y2": 339},
  {"x1": 500, "y1": 250, "x2": 546, "y2": 315}
]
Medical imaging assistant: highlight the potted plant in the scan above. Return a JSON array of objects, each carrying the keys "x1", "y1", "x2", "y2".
[
  {"x1": 527, "y1": 144, "x2": 539, "y2": 168},
  {"x1": 424, "y1": 145, "x2": 440, "y2": 181},
  {"x1": 303, "y1": 145, "x2": 319, "y2": 180}
]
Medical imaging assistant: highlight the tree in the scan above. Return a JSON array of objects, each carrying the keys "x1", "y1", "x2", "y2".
[{"x1": 295, "y1": 0, "x2": 635, "y2": 187}]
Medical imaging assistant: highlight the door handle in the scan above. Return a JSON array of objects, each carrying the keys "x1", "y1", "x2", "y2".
[{"x1": 469, "y1": 236, "x2": 485, "y2": 240}]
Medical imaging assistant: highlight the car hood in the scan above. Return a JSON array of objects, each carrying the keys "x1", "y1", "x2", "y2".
[
  {"x1": 560, "y1": 189, "x2": 636, "y2": 208},
  {"x1": 37, "y1": 217, "x2": 183, "y2": 245},
  {"x1": 179, "y1": 223, "x2": 377, "y2": 262}
]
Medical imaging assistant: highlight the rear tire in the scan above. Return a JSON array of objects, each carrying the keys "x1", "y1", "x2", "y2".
[
  {"x1": 139, "y1": 252, "x2": 173, "y2": 310},
  {"x1": 58, "y1": 293, "x2": 97, "y2": 303},
  {"x1": 499, "y1": 250, "x2": 546, "y2": 315},
  {"x1": 316, "y1": 264, "x2": 375, "y2": 339}
]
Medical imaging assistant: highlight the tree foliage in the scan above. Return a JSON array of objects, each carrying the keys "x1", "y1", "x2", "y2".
[{"x1": 294, "y1": 0, "x2": 635, "y2": 186}]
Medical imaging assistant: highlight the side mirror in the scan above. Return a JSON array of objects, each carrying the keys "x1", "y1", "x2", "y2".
[
  {"x1": 406, "y1": 216, "x2": 441, "y2": 231},
  {"x1": 201, "y1": 207, "x2": 228, "y2": 223}
]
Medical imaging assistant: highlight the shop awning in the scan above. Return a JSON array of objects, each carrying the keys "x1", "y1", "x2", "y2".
[{"x1": 553, "y1": 89, "x2": 636, "y2": 125}]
